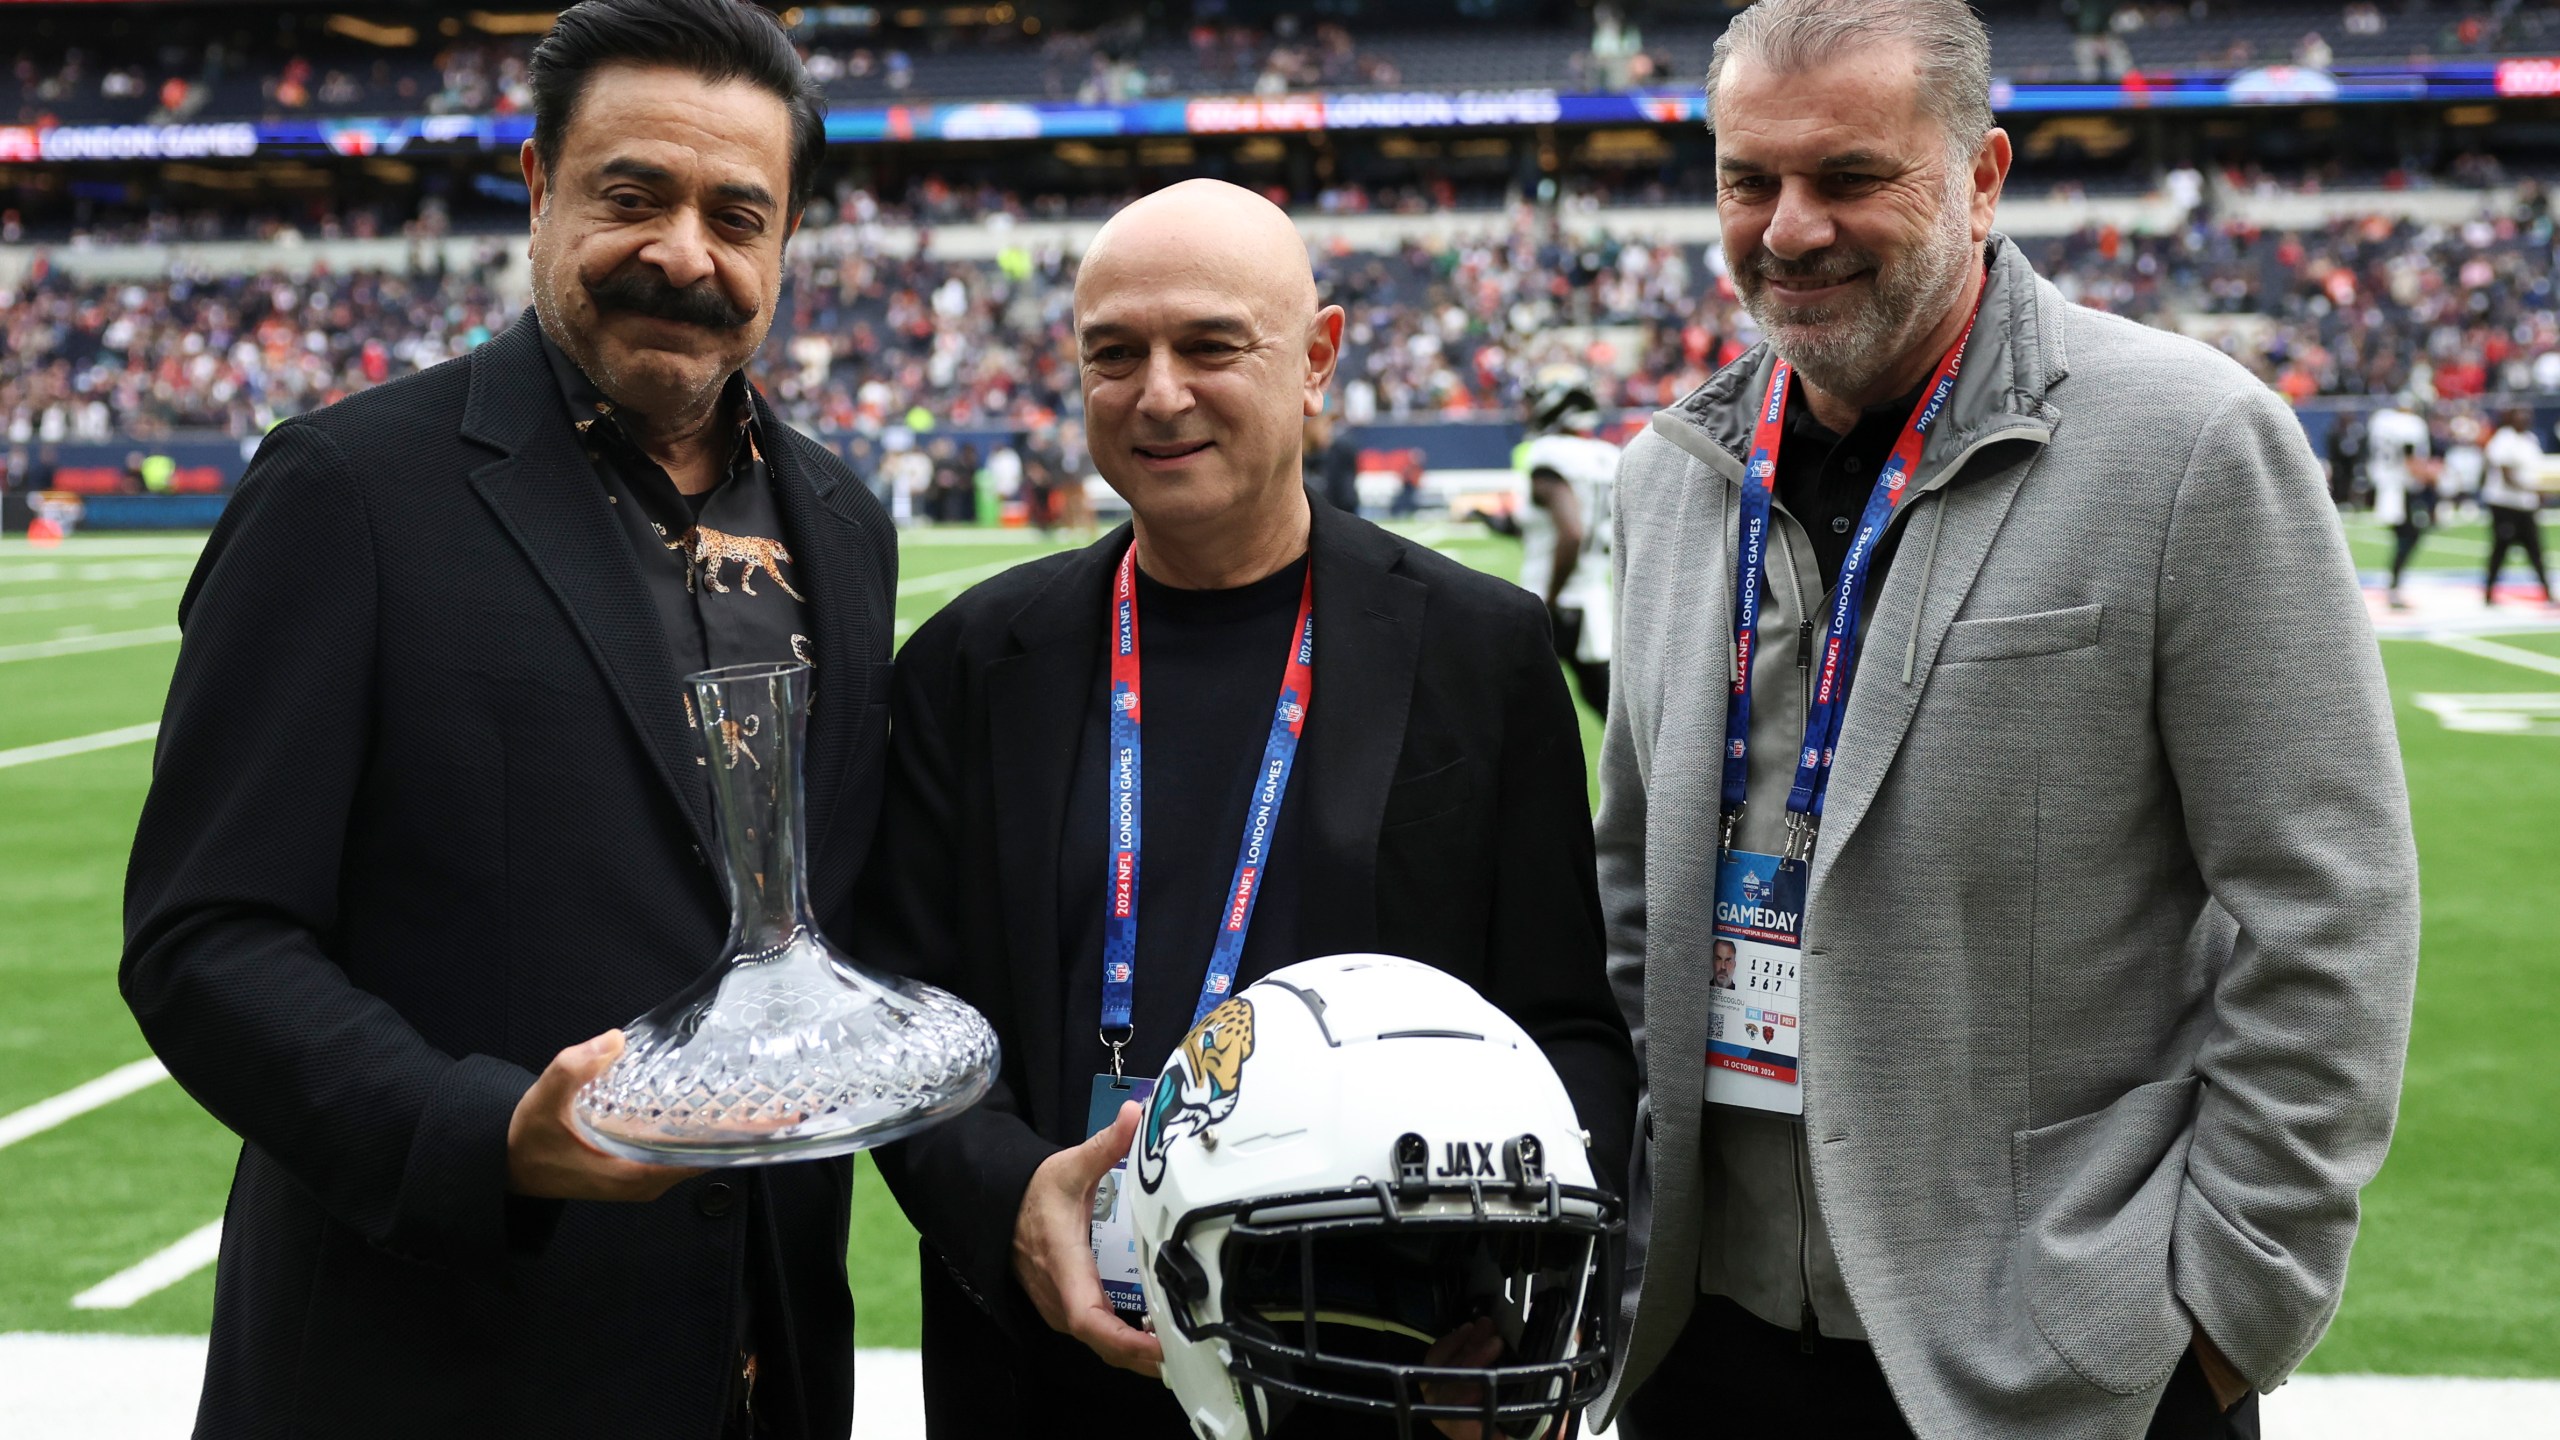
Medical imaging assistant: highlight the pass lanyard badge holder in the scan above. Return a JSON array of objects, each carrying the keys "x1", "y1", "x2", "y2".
[
  {"x1": 1706, "y1": 299, "x2": 1980, "y2": 1116},
  {"x1": 1089, "y1": 542, "x2": 1316, "y2": 1313}
]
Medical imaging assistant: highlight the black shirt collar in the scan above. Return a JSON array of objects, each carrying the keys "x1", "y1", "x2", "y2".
[
  {"x1": 1783, "y1": 375, "x2": 1930, "y2": 450},
  {"x1": 535, "y1": 321, "x2": 762, "y2": 473}
]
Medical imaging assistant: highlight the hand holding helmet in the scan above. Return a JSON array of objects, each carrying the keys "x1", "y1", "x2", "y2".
[{"x1": 1013, "y1": 1100, "x2": 1166, "y2": 1376}]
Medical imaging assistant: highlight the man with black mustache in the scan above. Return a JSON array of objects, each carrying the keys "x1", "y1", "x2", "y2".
[
  {"x1": 853, "y1": 179, "x2": 1634, "y2": 1435},
  {"x1": 120, "y1": 3, "x2": 894, "y2": 1437}
]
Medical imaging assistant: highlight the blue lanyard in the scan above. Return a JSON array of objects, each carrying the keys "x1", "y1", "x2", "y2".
[
  {"x1": 1723, "y1": 296, "x2": 1982, "y2": 861},
  {"x1": 1101, "y1": 542, "x2": 1317, "y2": 1079}
]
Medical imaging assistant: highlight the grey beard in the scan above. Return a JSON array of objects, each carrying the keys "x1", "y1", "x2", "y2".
[{"x1": 1745, "y1": 202, "x2": 1979, "y2": 402}]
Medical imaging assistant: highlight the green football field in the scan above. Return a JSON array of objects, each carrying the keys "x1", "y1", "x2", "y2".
[{"x1": 2, "y1": 517, "x2": 2555, "y2": 1377}]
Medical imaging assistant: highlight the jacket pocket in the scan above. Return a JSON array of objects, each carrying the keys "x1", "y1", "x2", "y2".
[
  {"x1": 1941, "y1": 602, "x2": 2103, "y2": 664},
  {"x1": 1381, "y1": 757, "x2": 1478, "y2": 829},
  {"x1": 2012, "y1": 1073, "x2": 2200, "y2": 1395}
]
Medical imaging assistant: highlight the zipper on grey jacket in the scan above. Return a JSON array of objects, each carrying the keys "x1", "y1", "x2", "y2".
[{"x1": 1793, "y1": 1127, "x2": 1819, "y2": 1353}]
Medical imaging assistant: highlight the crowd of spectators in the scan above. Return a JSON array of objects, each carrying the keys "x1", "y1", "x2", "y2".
[
  {"x1": 18, "y1": 186, "x2": 2560, "y2": 446},
  {"x1": 2038, "y1": 181, "x2": 2560, "y2": 402},
  {"x1": 5, "y1": 33, "x2": 533, "y2": 127},
  {"x1": 1, "y1": 244, "x2": 515, "y2": 443}
]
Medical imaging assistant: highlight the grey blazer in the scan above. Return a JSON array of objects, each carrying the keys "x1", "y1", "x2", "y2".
[{"x1": 1594, "y1": 236, "x2": 2420, "y2": 1439}]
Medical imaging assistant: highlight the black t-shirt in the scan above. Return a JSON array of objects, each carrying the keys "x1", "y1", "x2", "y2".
[{"x1": 1055, "y1": 554, "x2": 1311, "y2": 1127}]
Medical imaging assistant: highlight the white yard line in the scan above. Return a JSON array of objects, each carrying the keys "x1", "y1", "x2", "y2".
[
  {"x1": 69, "y1": 1223, "x2": 223, "y2": 1312},
  {"x1": 0, "y1": 1059, "x2": 168, "y2": 1153},
  {"x1": 0, "y1": 626, "x2": 181, "y2": 664},
  {"x1": 0, "y1": 583, "x2": 187, "y2": 616},
  {"x1": 0, "y1": 1339, "x2": 2547, "y2": 1440},
  {"x1": 0, "y1": 1337, "x2": 927, "y2": 1436},
  {"x1": 0, "y1": 723, "x2": 159, "y2": 772},
  {"x1": 2431, "y1": 633, "x2": 2560, "y2": 678},
  {"x1": 894, "y1": 555, "x2": 1025, "y2": 598},
  {"x1": 0, "y1": 561, "x2": 197, "y2": 586}
]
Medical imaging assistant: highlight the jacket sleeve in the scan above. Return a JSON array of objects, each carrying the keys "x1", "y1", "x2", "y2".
[
  {"x1": 2156, "y1": 384, "x2": 2421, "y2": 1389},
  {"x1": 121, "y1": 421, "x2": 541, "y2": 1270},
  {"x1": 853, "y1": 617, "x2": 1058, "y2": 1322},
  {"x1": 1485, "y1": 596, "x2": 1637, "y2": 1197}
]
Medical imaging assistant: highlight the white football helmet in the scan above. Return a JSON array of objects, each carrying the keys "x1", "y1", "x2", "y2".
[{"x1": 1127, "y1": 955, "x2": 1621, "y2": 1440}]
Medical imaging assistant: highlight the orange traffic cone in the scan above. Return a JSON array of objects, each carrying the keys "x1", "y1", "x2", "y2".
[{"x1": 27, "y1": 515, "x2": 63, "y2": 548}]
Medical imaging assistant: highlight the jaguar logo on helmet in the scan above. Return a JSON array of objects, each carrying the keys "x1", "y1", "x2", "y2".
[{"x1": 1136, "y1": 996, "x2": 1257, "y2": 1192}]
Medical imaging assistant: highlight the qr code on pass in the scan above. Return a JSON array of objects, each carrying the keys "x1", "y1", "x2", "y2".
[{"x1": 1707, "y1": 1011, "x2": 1725, "y2": 1040}]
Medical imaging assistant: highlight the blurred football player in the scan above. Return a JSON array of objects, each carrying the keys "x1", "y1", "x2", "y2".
[
  {"x1": 2482, "y1": 406, "x2": 2556, "y2": 605},
  {"x1": 1517, "y1": 371, "x2": 1621, "y2": 715},
  {"x1": 2367, "y1": 392, "x2": 2438, "y2": 607}
]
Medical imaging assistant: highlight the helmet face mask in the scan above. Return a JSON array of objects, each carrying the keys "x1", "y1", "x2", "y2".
[
  {"x1": 1130, "y1": 956, "x2": 1624, "y2": 1440},
  {"x1": 1525, "y1": 369, "x2": 1603, "y2": 438}
]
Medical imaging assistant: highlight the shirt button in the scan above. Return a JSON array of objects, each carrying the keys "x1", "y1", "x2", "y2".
[
  {"x1": 696, "y1": 1181, "x2": 735, "y2": 1217},
  {"x1": 1831, "y1": 515, "x2": 1853, "y2": 533}
]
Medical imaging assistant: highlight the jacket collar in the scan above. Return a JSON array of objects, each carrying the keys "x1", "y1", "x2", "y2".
[
  {"x1": 1650, "y1": 233, "x2": 2067, "y2": 484},
  {"x1": 460, "y1": 312, "x2": 876, "y2": 892}
]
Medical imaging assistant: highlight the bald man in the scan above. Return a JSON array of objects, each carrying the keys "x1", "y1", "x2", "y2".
[{"x1": 853, "y1": 180, "x2": 1635, "y2": 1436}]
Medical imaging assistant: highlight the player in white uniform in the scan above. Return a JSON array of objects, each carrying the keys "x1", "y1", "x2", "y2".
[
  {"x1": 2482, "y1": 407, "x2": 2554, "y2": 605},
  {"x1": 1515, "y1": 373, "x2": 1620, "y2": 715},
  {"x1": 2366, "y1": 396, "x2": 2437, "y2": 608}
]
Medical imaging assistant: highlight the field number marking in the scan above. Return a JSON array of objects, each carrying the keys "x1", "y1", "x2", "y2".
[{"x1": 2414, "y1": 693, "x2": 2560, "y2": 736}]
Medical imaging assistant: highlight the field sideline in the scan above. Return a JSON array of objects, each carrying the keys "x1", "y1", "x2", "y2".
[{"x1": 1, "y1": 517, "x2": 2555, "y2": 1424}]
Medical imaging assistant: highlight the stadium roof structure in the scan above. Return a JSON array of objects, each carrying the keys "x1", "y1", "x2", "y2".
[{"x1": 6, "y1": 54, "x2": 2556, "y2": 163}]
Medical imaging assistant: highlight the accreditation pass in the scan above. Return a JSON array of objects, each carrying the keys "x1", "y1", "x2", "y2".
[{"x1": 1705, "y1": 848, "x2": 1805, "y2": 1116}]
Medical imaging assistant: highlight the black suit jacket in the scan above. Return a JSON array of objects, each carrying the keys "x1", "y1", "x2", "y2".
[
  {"x1": 121, "y1": 314, "x2": 897, "y2": 1440},
  {"x1": 856, "y1": 500, "x2": 1636, "y2": 1415}
]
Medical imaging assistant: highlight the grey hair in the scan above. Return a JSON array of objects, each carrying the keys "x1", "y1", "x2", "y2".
[{"x1": 1705, "y1": 0, "x2": 1995, "y2": 162}]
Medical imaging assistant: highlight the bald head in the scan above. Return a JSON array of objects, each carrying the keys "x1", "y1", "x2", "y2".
[
  {"x1": 1072, "y1": 180, "x2": 1344, "y2": 557},
  {"x1": 1077, "y1": 179, "x2": 1318, "y2": 323}
]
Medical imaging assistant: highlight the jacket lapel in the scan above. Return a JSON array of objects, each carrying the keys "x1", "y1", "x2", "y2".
[
  {"x1": 1643, "y1": 239, "x2": 2073, "y2": 903},
  {"x1": 985, "y1": 530, "x2": 1124, "y2": 1131},
  {"x1": 1800, "y1": 250, "x2": 2068, "y2": 896},
  {"x1": 763, "y1": 405, "x2": 883, "y2": 870},
  {"x1": 1297, "y1": 502, "x2": 1426, "y2": 956},
  {"x1": 461, "y1": 317, "x2": 718, "y2": 860}
]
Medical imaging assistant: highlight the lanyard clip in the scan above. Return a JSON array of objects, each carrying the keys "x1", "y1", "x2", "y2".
[
  {"x1": 1100, "y1": 1027, "x2": 1133, "y2": 1082},
  {"x1": 1719, "y1": 805, "x2": 1744, "y2": 855},
  {"x1": 1783, "y1": 812, "x2": 1819, "y2": 864}
]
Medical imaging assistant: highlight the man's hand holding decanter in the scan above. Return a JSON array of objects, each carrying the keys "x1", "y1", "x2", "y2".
[{"x1": 507, "y1": 1031, "x2": 703, "y2": 1201}]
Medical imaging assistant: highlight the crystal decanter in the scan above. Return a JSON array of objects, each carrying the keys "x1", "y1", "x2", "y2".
[{"x1": 574, "y1": 661, "x2": 997, "y2": 1165}]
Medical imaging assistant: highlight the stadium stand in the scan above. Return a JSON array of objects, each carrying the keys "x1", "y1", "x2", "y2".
[
  {"x1": 11, "y1": 2, "x2": 2560, "y2": 124},
  {"x1": 10, "y1": 181, "x2": 2560, "y2": 454}
]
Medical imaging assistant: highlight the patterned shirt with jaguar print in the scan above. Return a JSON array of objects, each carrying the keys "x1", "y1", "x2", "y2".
[{"x1": 539, "y1": 329, "x2": 814, "y2": 766}]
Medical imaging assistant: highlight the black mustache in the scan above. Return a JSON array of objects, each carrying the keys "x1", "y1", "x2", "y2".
[{"x1": 586, "y1": 270, "x2": 753, "y2": 330}]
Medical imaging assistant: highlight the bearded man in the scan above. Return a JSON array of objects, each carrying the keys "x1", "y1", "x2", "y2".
[{"x1": 1592, "y1": 2, "x2": 2420, "y2": 1438}]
